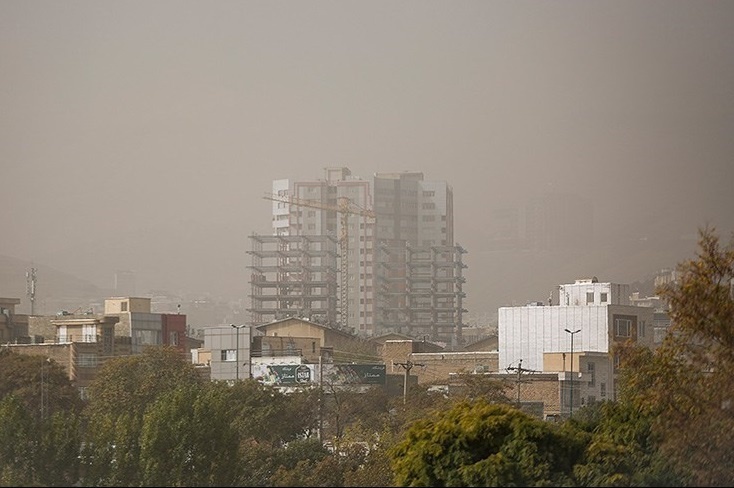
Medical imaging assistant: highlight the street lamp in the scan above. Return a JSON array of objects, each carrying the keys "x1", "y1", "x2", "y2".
[
  {"x1": 564, "y1": 328, "x2": 581, "y2": 417},
  {"x1": 230, "y1": 324, "x2": 247, "y2": 381}
]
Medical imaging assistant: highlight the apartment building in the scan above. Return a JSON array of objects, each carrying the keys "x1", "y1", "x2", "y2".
[
  {"x1": 104, "y1": 297, "x2": 187, "y2": 355},
  {"x1": 498, "y1": 277, "x2": 655, "y2": 414},
  {"x1": 248, "y1": 167, "x2": 466, "y2": 347}
]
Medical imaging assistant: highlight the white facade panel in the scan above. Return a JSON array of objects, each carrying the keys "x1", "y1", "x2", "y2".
[
  {"x1": 560, "y1": 280, "x2": 630, "y2": 306},
  {"x1": 499, "y1": 304, "x2": 611, "y2": 373}
]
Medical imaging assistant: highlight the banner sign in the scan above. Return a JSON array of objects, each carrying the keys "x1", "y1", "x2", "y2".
[
  {"x1": 253, "y1": 364, "x2": 315, "y2": 385},
  {"x1": 253, "y1": 363, "x2": 386, "y2": 385},
  {"x1": 323, "y1": 364, "x2": 386, "y2": 385}
]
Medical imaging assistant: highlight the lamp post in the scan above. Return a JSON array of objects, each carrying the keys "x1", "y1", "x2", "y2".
[
  {"x1": 564, "y1": 328, "x2": 581, "y2": 417},
  {"x1": 230, "y1": 324, "x2": 247, "y2": 381}
]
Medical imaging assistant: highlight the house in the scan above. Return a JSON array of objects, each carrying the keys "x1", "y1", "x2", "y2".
[{"x1": 253, "y1": 317, "x2": 380, "y2": 363}]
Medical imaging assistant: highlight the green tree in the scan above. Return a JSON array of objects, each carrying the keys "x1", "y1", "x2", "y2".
[
  {"x1": 0, "y1": 394, "x2": 36, "y2": 486},
  {"x1": 619, "y1": 226, "x2": 734, "y2": 486},
  {"x1": 389, "y1": 400, "x2": 583, "y2": 487},
  {"x1": 82, "y1": 345, "x2": 203, "y2": 486},
  {"x1": 84, "y1": 345, "x2": 203, "y2": 420},
  {"x1": 0, "y1": 394, "x2": 81, "y2": 487},
  {"x1": 0, "y1": 351, "x2": 83, "y2": 487},
  {"x1": 229, "y1": 379, "x2": 318, "y2": 446},
  {"x1": 0, "y1": 349, "x2": 83, "y2": 422},
  {"x1": 239, "y1": 437, "x2": 331, "y2": 487},
  {"x1": 570, "y1": 400, "x2": 684, "y2": 487},
  {"x1": 140, "y1": 382, "x2": 240, "y2": 487}
]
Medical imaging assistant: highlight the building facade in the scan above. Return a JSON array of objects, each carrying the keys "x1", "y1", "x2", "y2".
[
  {"x1": 498, "y1": 277, "x2": 655, "y2": 410},
  {"x1": 204, "y1": 324, "x2": 252, "y2": 382},
  {"x1": 249, "y1": 167, "x2": 466, "y2": 347}
]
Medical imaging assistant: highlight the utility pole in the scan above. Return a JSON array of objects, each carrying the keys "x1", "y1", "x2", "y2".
[
  {"x1": 565, "y1": 328, "x2": 581, "y2": 417},
  {"x1": 40, "y1": 356, "x2": 45, "y2": 420},
  {"x1": 394, "y1": 359, "x2": 424, "y2": 404},
  {"x1": 230, "y1": 324, "x2": 247, "y2": 381},
  {"x1": 506, "y1": 359, "x2": 540, "y2": 406},
  {"x1": 318, "y1": 353, "x2": 324, "y2": 441}
]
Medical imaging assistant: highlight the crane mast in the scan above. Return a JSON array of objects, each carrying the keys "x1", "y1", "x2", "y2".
[{"x1": 264, "y1": 192, "x2": 375, "y2": 330}]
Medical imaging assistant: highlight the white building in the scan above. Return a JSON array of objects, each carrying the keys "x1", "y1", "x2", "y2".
[{"x1": 499, "y1": 277, "x2": 655, "y2": 407}]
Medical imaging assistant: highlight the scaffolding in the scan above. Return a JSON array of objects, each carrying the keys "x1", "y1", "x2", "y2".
[
  {"x1": 375, "y1": 242, "x2": 467, "y2": 347},
  {"x1": 247, "y1": 234, "x2": 339, "y2": 327}
]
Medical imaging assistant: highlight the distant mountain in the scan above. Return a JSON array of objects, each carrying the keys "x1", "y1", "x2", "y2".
[{"x1": 0, "y1": 255, "x2": 111, "y2": 315}]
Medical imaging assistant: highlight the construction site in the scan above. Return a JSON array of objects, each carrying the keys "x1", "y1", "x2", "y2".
[{"x1": 247, "y1": 167, "x2": 467, "y2": 348}]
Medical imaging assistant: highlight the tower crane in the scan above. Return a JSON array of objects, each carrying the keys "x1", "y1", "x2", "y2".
[{"x1": 263, "y1": 192, "x2": 376, "y2": 329}]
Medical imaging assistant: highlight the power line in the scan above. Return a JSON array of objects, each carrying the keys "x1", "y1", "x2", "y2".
[
  {"x1": 505, "y1": 359, "x2": 540, "y2": 405},
  {"x1": 393, "y1": 360, "x2": 425, "y2": 404}
]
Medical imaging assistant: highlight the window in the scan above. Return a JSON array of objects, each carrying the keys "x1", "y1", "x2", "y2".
[
  {"x1": 121, "y1": 302, "x2": 128, "y2": 312},
  {"x1": 169, "y1": 331, "x2": 179, "y2": 346},
  {"x1": 422, "y1": 203, "x2": 435, "y2": 210},
  {"x1": 82, "y1": 324, "x2": 97, "y2": 343},
  {"x1": 615, "y1": 318, "x2": 632, "y2": 337},
  {"x1": 600, "y1": 292, "x2": 608, "y2": 303},
  {"x1": 600, "y1": 382, "x2": 607, "y2": 398},
  {"x1": 78, "y1": 353, "x2": 98, "y2": 367},
  {"x1": 638, "y1": 320, "x2": 646, "y2": 338},
  {"x1": 587, "y1": 362, "x2": 596, "y2": 387},
  {"x1": 221, "y1": 349, "x2": 236, "y2": 362},
  {"x1": 586, "y1": 292, "x2": 594, "y2": 304}
]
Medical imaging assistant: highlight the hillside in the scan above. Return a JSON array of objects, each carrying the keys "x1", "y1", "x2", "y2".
[{"x1": 0, "y1": 254, "x2": 110, "y2": 315}]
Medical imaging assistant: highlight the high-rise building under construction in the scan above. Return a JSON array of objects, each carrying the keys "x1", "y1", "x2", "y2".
[{"x1": 248, "y1": 167, "x2": 467, "y2": 347}]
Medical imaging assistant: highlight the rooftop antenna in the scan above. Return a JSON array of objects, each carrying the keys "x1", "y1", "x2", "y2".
[{"x1": 26, "y1": 267, "x2": 37, "y2": 315}]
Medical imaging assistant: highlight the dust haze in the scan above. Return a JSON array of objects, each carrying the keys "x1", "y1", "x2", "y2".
[{"x1": 2, "y1": 1, "x2": 733, "y2": 321}]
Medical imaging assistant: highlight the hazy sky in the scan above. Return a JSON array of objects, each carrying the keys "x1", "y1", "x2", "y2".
[{"x1": 2, "y1": 1, "x2": 733, "y2": 319}]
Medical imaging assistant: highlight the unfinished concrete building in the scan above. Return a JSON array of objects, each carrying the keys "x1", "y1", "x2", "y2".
[
  {"x1": 247, "y1": 234, "x2": 339, "y2": 327},
  {"x1": 248, "y1": 167, "x2": 467, "y2": 348},
  {"x1": 376, "y1": 244, "x2": 467, "y2": 346}
]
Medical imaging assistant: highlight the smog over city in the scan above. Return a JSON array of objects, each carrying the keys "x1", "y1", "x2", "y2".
[{"x1": 2, "y1": 1, "x2": 734, "y2": 322}]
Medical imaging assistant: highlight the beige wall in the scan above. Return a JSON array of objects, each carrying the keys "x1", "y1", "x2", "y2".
[
  {"x1": 263, "y1": 319, "x2": 327, "y2": 342},
  {"x1": 256, "y1": 335, "x2": 323, "y2": 363},
  {"x1": 499, "y1": 373, "x2": 562, "y2": 417},
  {"x1": 382, "y1": 340, "x2": 499, "y2": 385},
  {"x1": 409, "y1": 351, "x2": 499, "y2": 385},
  {"x1": 104, "y1": 297, "x2": 151, "y2": 314},
  {"x1": 258, "y1": 318, "x2": 378, "y2": 357},
  {"x1": 3, "y1": 339, "x2": 132, "y2": 389}
]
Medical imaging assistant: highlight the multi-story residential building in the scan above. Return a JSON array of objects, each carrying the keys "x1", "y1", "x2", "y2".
[
  {"x1": 104, "y1": 297, "x2": 187, "y2": 355},
  {"x1": 498, "y1": 277, "x2": 655, "y2": 414},
  {"x1": 248, "y1": 167, "x2": 466, "y2": 347}
]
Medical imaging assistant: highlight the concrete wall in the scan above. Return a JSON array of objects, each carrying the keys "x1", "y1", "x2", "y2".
[
  {"x1": 205, "y1": 325, "x2": 252, "y2": 382},
  {"x1": 382, "y1": 339, "x2": 498, "y2": 385},
  {"x1": 104, "y1": 297, "x2": 151, "y2": 314},
  {"x1": 408, "y1": 351, "x2": 499, "y2": 385}
]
